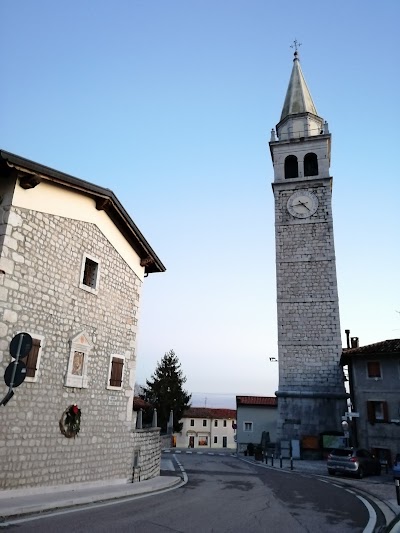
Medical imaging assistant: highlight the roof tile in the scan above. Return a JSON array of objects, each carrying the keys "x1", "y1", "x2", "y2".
[
  {"x1": 236, "y1": 396, "x2": 277, "y2": 406},
  {"x1": 183, "y1": 407, "x2": 236, "y2": 419},
  {"x1": 342, "y1": 339, "x2": 400, "y2": 358}
]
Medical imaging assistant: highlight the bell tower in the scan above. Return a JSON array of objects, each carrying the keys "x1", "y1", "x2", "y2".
[{"x1": 270, "y1": 49, "x2": 347, "y2": 443}]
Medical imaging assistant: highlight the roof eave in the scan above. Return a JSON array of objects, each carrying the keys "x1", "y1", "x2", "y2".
[{"x1": 0, "y1": 150, "x2": 166, "y2": 274}]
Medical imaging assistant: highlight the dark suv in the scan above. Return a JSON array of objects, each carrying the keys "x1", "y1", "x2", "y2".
[{"x1": 327, "y1": 448, "x2": 381, "y2": 478}]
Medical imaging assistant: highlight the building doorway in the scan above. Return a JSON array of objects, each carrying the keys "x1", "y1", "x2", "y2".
[{"x1": 223, "y1": 436, "x2": 227, "y2": 448}]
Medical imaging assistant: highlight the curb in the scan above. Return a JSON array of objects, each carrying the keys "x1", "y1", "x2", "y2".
[{"x1": 0, "y1": 477, "x2": 182, "y2": 521}]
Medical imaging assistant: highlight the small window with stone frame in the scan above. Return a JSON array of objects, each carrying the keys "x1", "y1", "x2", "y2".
[{"x1": 79, "y1": 253, "x2": 100, "y2": 294}]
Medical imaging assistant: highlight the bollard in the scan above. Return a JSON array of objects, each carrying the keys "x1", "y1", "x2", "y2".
[
  {"x1": 396, "y1": 479, "x2": 400, "y2": 506},
  {"x1": 290, "y1": 457, "x2": 293, "y2": 470},
  {"x1": 280, "y1": 455, "x2": 283, "y2": 468},
  {"x1": 271, "y1": 455, "x2": 274, "y2": 467},
  {"x1": 265, "y1": 455, "x2": 268, "y2": 465}
]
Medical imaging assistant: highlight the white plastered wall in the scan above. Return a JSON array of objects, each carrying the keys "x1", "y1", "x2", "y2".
[{"x1": 13, "y1": 181, "x2": 145, "y2": 281}]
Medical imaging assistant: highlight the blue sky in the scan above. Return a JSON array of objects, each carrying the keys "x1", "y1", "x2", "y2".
[{"x1": 2, "y1": 1, "x2": 399, "y2": 407}]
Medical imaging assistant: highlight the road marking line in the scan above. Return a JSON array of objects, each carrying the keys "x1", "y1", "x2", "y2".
[
  {"x1": 354, "y1": 494, "x2": 376, "y2": 533},
  {"x1": 173, "y1": 456, "x2": 188, "y2": 485}
]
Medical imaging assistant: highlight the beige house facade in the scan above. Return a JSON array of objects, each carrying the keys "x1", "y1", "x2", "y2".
[
  {"x1": 174, "y1": 407, "x2": 236, "y2": 449},
  {"x1": 0, "y1": 150, "x2": 165, "y2": 489}
]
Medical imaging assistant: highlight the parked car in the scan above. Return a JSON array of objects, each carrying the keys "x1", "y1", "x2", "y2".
[
  {"x1": 393, "y1": 454, "x2": 400, "y2": 480},
  {"x1": 327, "y1": 448, "x2": 381, "y2": 479}
]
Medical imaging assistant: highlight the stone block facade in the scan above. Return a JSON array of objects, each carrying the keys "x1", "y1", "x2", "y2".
[
  {"x1": 0, "y1": 151, "x2": 165, "y2": 490},
  {"x1": 132, "y1": 428, "x2": 161, "y2": 481}
]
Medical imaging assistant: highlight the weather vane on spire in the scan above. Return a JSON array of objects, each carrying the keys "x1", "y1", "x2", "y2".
[{"x1": 290, "y1": 39, "x2": 302, "y2": 54}]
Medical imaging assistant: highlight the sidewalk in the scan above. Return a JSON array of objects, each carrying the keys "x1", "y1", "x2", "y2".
[{"x1": 0, "y1": 475, "x2": 182, "y2": 520}]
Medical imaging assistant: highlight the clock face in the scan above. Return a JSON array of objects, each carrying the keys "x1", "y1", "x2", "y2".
[{"x1": 287, "y1": 190, "x2": 318, "y2": 218}]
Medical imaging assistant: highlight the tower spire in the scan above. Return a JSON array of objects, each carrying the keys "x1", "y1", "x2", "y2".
[{"x1": 280, "y1": 47, "x2": 318, "y2": 121}]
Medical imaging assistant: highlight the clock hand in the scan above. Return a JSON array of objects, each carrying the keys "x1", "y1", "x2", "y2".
[{"x1": 294, "y1": 201, "x2": 310, "y2": 211}]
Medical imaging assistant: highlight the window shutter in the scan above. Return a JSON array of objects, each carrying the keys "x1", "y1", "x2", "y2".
[
  {"x1": 110, "y1": 357, "x2": 124, "y2": 387},
  {"x1": 26, "y1": 338, "x2": 41, "y2": 378},
  {"x1": 367, "y1": 361, "x2": 381, "y2": 378},
  {"x1": 367, "y1": 401, "x2": 375, "y2": 423},
  {"x1": 383, "y1": 401, "x2": 389, "y2": 422}
]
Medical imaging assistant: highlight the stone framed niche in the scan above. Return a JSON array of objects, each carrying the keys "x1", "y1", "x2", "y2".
[{"x1": 65, "y1": 331, "x2": 93, "y2": 388}]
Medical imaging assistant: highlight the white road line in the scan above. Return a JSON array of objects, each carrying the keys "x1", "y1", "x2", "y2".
[
  {"x1": 173, "y1": 456, "x2": 188, "y2": 485},
  {"x1": 356, "y1": 494, "x2": 376, "y2": 533}
]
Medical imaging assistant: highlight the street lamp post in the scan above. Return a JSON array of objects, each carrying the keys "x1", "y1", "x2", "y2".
[{"x1": 341, "y1": 420, "x2": 350, "y2": 447}]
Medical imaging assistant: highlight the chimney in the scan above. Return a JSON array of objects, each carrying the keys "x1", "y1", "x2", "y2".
[
  {"x1": 345, "y1": 329, "x2": 350, "y2": 349},
  {"x1": 351, "y1": 337, "x2": 359, "y2": 348}
]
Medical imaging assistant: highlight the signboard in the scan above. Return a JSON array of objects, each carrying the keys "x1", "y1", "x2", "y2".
[
  {"x1": 302, "y1": 436, "x2": 319, "y2": 450},
  {"x1": 4, "y1": 361, "x2": 27, "y2": 387},
  {"x1": 322, "y1": 435, "x2": 346, "y2": 449},
  {"x1": 108, "y1": 396, "x2": 119, "y2": 406},
  {"x1": 10, "y1": 333, "x2": 32, "y2": 360}
]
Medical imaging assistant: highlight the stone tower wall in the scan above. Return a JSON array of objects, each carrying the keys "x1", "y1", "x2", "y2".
[{"x1": 272, "y1": 178, "x2": 347, "y2": 439}]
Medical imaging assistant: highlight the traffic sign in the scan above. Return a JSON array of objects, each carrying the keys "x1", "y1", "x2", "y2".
[
  {"x1": 10, "y1": 333, "x2": 32, "y2": 359},
  {"x1": 4, "y1": 361, "x2": 27, "y2": 387}
]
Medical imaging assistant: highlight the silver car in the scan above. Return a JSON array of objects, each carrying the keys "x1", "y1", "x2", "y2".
[{"x1": 327, "y1": 448, "x2": 381, "y2": 478}]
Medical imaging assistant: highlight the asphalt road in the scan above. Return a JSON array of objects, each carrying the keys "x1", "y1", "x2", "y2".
[{"x1": 3, "y1": 452, "x2": 374, "y2": 532}]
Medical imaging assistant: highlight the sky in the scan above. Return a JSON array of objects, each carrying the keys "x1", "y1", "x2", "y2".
[{"x1": 2, "y1": 1, "x2": 400, "y2": 409}]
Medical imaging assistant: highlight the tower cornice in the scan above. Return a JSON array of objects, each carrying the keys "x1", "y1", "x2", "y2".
[{"x1": 271, "y1": 176, "x2": 332, "y2": 192}]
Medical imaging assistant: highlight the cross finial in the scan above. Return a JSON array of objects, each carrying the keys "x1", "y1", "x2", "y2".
[{"x1": 290, "y1": 39, "x2": 302, "y2": 52}]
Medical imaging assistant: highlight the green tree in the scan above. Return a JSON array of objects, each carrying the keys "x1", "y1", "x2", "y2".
[{"x1": 141, "y1": 350, "x2": 191, "y2": 433}]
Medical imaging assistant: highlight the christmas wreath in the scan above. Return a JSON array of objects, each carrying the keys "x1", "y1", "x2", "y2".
[{"x1": 59, "y1": 404, "x2": 81, "y2": 438}]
